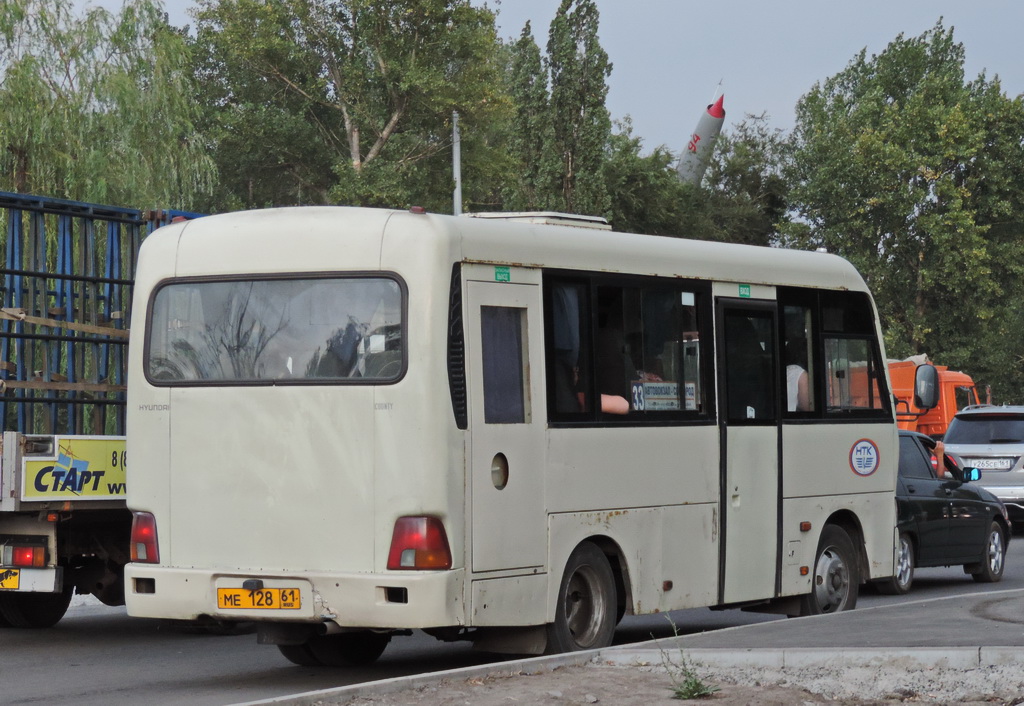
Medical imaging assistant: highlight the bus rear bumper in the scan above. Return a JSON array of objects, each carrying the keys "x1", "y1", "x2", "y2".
[{"x1": 124, "y1": 564, "x2": 466, "y2": 628}]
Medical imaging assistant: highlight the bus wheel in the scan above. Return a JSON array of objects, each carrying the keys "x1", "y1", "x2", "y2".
[
  {"x1": 277, "y1": 643, "x2": 322, "y2": 666},
  {"x1": 876, "y1": 532, "x2": 914, "y2": 595},
  {"x1": 0, "y1": 587, "x2": 74, "y2": 628},
  {"x1": 306, "y1": 631, "x2": 391, "y2": 667},
  {"x1": 546, "y1": 542, "x2": 617, "y2": 653},
  {"x1": 799, "y1": 525, "x2": 859, "y2": 616},
  {"x1": 968, "y1": 521, "x2": 1006, "y2": 583}
]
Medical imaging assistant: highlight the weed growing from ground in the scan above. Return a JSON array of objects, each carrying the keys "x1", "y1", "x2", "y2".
[{"x1": 656, "y1": 618, "x2": 720, "y2": 700}]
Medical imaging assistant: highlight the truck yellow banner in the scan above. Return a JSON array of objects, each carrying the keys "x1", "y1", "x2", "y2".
[{"x1": 22, "y1": 436, "x2": 127, "y2": 500}]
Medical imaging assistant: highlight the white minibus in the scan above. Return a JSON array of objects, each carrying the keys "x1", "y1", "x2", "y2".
[{"x1": 124, "y1": 206, "x2": 915, "y2": 665}]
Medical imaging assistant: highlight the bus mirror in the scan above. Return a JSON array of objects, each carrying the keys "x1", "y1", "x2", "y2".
[{"x1": 913, "y1": 363, "x2": 939, "y2": 410}]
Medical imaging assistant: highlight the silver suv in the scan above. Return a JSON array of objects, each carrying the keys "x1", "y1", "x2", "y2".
[{"x1": 944, "y1": 405, "x2": 1024, "y2": 523}]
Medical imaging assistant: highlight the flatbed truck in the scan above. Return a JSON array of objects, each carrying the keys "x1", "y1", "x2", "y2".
[{"x1": 0, "y1": 191, "x2": 194, "y2": 626}]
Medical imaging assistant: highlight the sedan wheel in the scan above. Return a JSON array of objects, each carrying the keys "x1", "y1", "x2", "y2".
[
  {"x1": 969, "y1": 521, "x2": 1006, "y2": 583},
  {"x1": 877, "y1": 532, "x2": 914, "y2": 595}
]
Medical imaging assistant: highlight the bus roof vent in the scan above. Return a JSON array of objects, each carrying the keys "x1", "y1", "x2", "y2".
[{"x1": 463, "y1": 211, "x2": 612, "y2": 231}]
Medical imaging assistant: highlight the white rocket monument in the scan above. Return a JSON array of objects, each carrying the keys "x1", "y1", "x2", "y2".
[{"x1": 676, "y1": 93, "x2": 725, "y2": 186}]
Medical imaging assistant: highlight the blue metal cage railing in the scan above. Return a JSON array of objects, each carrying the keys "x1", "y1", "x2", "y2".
[{"x1": 0, "y1": 191, "x2": 202, "y2": 435}]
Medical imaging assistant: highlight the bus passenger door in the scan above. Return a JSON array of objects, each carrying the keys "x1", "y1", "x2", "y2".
[
  {"x1": 716, "y1": 299, "x2": 780, "y2": 604},
  {"x1": 466, "y1": 278, "x2": 547, "y2": 573}
]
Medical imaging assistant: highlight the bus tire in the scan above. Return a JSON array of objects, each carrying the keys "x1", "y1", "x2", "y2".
[
  {"x1": 545, "y1": 542, "x2": 617, "y2": 653},
  {"x1": 0, "y1": 587, "x2": 74, "y2": 628},
  {"x1": 277, "y1": 643, "x2": 322, "y2": 666},
  {"x1": 875, "y1": 532, "x2": 914, "y2": 595},
  {"x1": 799, "y1": 525, "x2": 859, "y2": 616},
  {"x1": 968, "y1": 521, "x2": 1006, "y2": 583},
  {"x1": 306, "y1": 631, "x2": 391, "y2": 667}
]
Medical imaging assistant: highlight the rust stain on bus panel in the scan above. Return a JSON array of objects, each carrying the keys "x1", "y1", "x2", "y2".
[{"x1": 582, "y1": 509, "x2": 629, "y2": 529}]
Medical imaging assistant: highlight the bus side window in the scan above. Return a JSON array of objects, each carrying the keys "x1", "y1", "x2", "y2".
[
  {"x1": 723, "y1": 310, "x2": 776, "y2": 422},
  {"x1": 782, "y1": 304, "x2": 815, "y2": 413},
  {"x1": 821, "y1": 292, "x2": 889, "y2": 413},
  {"x1": 480, "y1": 306, "x2": 529, "y2": 424},
  {"x1": 545, "y1": 275, "x2": 708, "y2": 422}
]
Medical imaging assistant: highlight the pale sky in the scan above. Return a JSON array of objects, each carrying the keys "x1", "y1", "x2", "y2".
[{"x1": 140, "y1": 0, "x2": 1024, "y2": 155}]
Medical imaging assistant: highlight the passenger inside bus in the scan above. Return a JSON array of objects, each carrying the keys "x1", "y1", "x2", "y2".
[
  {"x1": 595, "y1": 290, "x2": 634, "y2": 414},
  {"x1": 785, "y1": 337, "x2": 811, "y2": 412},
  {"x1": 551, "y1": 284, "x2": 588, "y2": 413}
]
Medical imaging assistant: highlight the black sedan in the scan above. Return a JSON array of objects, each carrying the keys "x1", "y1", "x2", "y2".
[{"x1": 876, "y1": 431, "x2": 1011, "y2": 594}]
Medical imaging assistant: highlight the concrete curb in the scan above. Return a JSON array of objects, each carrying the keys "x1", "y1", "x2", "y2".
[
  {"x1": 232, "y1": 642, "x2": 1011, "y2": 706},
  {"x1": 605, "y1": 645, "x2": 1019, "y2": 670}
]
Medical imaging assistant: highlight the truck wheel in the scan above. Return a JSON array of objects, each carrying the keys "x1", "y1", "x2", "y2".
[
  {"x1": 0, "y1": 587, "x2": 74, "y2": 628},
  {"x1": 799, "y1": 525, "x2": 859, "y2": 615},
  {"x1": 305, "y1": 631, "x2": 390, "y2": 667},
  {"x1": 876, "y1": 532, "x2": 914, "y2": 595},
  {"x1": 545, "y1": 542, "x2": 617, "y2": 653},
  {"x1": 968, "y1": 521, "x2": 1006, "y2": 583}
]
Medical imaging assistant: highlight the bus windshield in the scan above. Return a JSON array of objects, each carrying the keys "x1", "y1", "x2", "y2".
[{"x1": 146, "y1": 276, "x2": 404, "y2": 384}]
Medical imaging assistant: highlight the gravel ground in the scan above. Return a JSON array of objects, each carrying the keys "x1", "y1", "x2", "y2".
[{"x1": 318, "y1": 654, "x2": 1024, "y2": 706}]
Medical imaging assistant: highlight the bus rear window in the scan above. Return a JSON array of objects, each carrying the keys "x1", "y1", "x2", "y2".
[{"x1": 146, "y1": 276, "x2": 404, "y2": 384}]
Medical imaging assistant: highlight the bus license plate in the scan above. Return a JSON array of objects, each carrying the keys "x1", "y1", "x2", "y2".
[{"x1": 217, "y1": 587, "x2": 301, "y2": 610}]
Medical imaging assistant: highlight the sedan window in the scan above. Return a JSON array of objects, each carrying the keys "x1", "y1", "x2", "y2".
[{"x1": 898, "y1": 436, "x2": 935, "y2": 479}]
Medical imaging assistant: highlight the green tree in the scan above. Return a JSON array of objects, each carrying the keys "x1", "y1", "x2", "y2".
[
  {"x1": 192, "y1": 0, "x2": 506, "y2": 211},
  {"x1": 700, "y1": 114, "x2": 790, "y2": 246},
  {"x1": 602, "y1": 118, "x2": 691, "y2": 235},
  {"x1": 546, "y1": 0, "x2": 611, "y2": 216},
  {"x1": 502, "y1": 22, "x2": 556, "y2": 212},
  {"x1": 0, "y1": 0, "x2": 215, "y2": 208},
  {"x1": 783, "y1": 21, "x2": 1024, "y2": 399}
]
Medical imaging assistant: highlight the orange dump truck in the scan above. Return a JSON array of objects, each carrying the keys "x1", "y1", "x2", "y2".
[{"x1": 890, "y1": 357, "x2": 980, "y2": 438}]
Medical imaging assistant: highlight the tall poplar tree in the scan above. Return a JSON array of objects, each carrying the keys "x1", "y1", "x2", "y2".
[
  {"x1": 503, "y1": 22, "x2": 555, "y2": 212},
  {"x1": 546, "y1": 0, "x2": 611, "y2": 216}
]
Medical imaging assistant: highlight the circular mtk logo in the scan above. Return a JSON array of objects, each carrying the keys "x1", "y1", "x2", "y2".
[{"x1": 849, "y1": 439, "x2": 880, "y2": 476}]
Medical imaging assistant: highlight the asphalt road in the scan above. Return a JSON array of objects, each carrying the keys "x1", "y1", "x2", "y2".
[{"x1": 3, "y1": 540, "x2": 1020, "y2": 706}]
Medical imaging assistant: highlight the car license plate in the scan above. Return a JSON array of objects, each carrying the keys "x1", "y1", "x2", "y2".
[
  {"x1": 217, "y1": 587, "x2": 301, "y2": 610},
  {"x1": 966, "y1": 458, "x2": 1013, "y2": 470},
  {"x1": 0, "y1": 568, "x2": 19, "y2": 590}
]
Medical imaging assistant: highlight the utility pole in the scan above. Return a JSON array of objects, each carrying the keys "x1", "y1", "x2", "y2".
[{"x1": 452, "y1": 111, "x2": 462, "y2": 216}]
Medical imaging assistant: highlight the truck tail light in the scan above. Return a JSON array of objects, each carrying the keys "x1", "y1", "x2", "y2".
[
  {"x1": 130, "y1": 512, "x2": 160, "y2": 564},
  {"x1": 387, "y1": 516, "x2": 452, "y2": 570},
  {"x1": 4, "y1": 544, "x2": 46, "y2": 567}
]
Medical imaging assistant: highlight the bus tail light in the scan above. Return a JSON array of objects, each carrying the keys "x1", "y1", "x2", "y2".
[
  {"x1": 130, "y1": 512, "x2": 160, "y2": 563},
  {"x1": 387, "y1": 516, "x2": 452, "y2": 570},
  {"x1": 3, "y1": 544, "x2": 46, "y2": 567}
]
